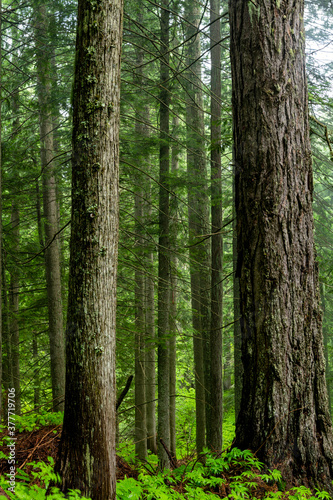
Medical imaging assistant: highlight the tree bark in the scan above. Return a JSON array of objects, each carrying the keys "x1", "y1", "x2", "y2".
[
  {"x1": 233, "y1": 161, "x2": 242, "y2": 420},
  {"x1": 209, "y1": 0, "x2": 223, "y2": 452},
  {"x1": 145, "y1": 194, "x2": 157, "y2": 455},
  {"x1": 55, "y1": 0, "x2": 123, "y2": 496},
  {"x1": 158, "y1": 0, "x2": 171, "y2": 469},
  {"x1": 34, "y1": 3, "x2": 65, "y2": 412},
  {"x1": 185, "y1": 1, "x2": 210, "y2": 455},
  {"x1": 134, "y1": 98, "x2": 147, "y2": 460},
  {"x1": 230, "y1": 0, "x2": 333, "y2": 491},
  {"x1": 169, "y1": 114, "x2": 179, "y2": 460}
]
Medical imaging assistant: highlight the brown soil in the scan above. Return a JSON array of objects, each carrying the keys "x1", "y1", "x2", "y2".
[{"x1": 0, "y1": 426, "x2": 288, "y2": 498}]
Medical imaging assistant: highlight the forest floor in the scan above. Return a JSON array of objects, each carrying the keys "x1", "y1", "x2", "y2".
[{"x1": 0, "y1": 424, "x2": 284, "y2": 498}]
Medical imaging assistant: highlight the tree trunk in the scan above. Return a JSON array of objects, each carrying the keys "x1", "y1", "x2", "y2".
[
  {"x1": 321, "y1": 283, "x2": 331, "y2": 414},
  {"x1": 34, "y1": 3, "x2": 65, "y2": 412},
  {"x1": 209, "y1": 0, "x2": 223, "y2": 452},
  {"x1": 2, "y1": 251, "x2": 13, "y2": 396},
  {"x1": 185, "y1": 1, "x2": 210, "y2": 455},
  {"x1": 54, "y1": 0, "x2": 123, "y2": 496},
  {"x1": 33, "y1": 331, "x2": 40, "y2": 411},
  {"x1": 158, "y1": 0, "x2": 171, "y2": 469},
  {"x1": 134, "y1": 114, "x2": 147, "y2": 461},
  {"x1": 169, "y1": 114, "x2": 180, "y2": 459},
  {"x1": 145, "y1": 178, "x2": 157, "y2": 454},
  {"x1": 230, "y1": 0, "x2": 333, "y2": 491},
  {"x1": 9, "y1": 203, "x2": 20, "y2": 415},
  {"x1": 233, "y1": 161, "x2": 242, "y2": 420}
]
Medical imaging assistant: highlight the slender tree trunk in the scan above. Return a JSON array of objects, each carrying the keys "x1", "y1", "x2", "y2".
[
  {"x1": 230, "y1": 0, "x2": 333, "y2": 491},
  {"x1": 54, "y1": 0, "x2": 123, "y2": 496},
  {"x1": 145, "y1": 191, "x2": 157, "y2": 455},
  {"x1": 33, "y1": 331, "x2": 40, "y2": 410},
  {"x1": 2, "y1": 251, "x2": 12, "y2": 396},
  {"x1": 9, "y1": 203, "x2": 20, "y2": 415},
  {"x1": 158, "y1": 0, "x2": 171, "y2": 468},
  {"x1": 185, "y1": 1, "x2": 210, "y2": 455},
  {"x1": 209, "y1": 0, "x2": 223, "y2": 452},
  {"x1": 134, "y1": 129, "x2": 147, "y2": 461},
  {"x1": 34, "y1": 4, "x2": 65, "y2": 411},
  {"x1": 169, "y1": 115, "x2": 179, "y2": 459}
]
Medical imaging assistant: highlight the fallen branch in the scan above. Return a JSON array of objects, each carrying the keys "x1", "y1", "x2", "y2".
[{"x1": 116, "y1": 375, "x2": 133, "y2": 410}]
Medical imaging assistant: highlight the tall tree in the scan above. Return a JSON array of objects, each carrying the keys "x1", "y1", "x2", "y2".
[
  {"x1": 209, "y1": 0, "x2": 223, "y2": 452},
  {"x1": 185, "y1": 0, "x2": 210, "y2": 455},
  {"x1": 34, "y1": 3, "x2": 65, "y2": 411},
  {"x1": 229, "y1": 0, "x2": 333, "y2": 491},
  {"x1": 55, "y1": 0, "x2": 123, "y2": 497},
  {"x1": 134, "y1": 42, "x2": 148, "y2": 459},
  {"x1": 158, "y1": 0, "x2": 171, "y2": 468}
]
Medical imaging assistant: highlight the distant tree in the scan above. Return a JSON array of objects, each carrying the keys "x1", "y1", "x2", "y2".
[
  {"x1": 54, "y1": 0, "x2": 123, "y2": 497},
  {"x1": 34, "y1": 3, "x2": 65, "y2": 412},
  {"x1": 229, "y1": 0, "x2": 333, "y2": 491},
  {"x1": 185, "y1": 0, "x2": 210, "y2": 455},
  {"x1": 209, "y1": 0, "x2": 223, "y2": 452}
]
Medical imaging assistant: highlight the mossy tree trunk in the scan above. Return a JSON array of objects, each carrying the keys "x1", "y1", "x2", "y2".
[
  {"x1": 55, "y1": 0, "x2": 123, "y2": 496},
  {"x1": 229, "y1": 0, "x2": 333, "y2": 491}
]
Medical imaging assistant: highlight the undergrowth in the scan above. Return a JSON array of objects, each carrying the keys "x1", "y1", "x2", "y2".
[{"x1": 117, "y1": 448, "x2": 332, "y2": 500}]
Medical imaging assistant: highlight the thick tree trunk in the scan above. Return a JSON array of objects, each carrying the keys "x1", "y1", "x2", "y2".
[
  {"x1": 321, "y1": 283, "x2": 331, "y2": 414},
  {"x1": 233, "y1": 165, "x2": 242, "y2": 420},
  {"x1": 158, "y1": 0, "x2": 171, "y2": 468},
  {"x1": 185, "y1": 1, "x2": 210, "y2": 455},
  {"x1": 34, "y1": 4, "x2": 65, "y2": 412},
  {"x1": 9, "y1": 203, "x2": 20, "y2": 415},
  {"x1": 230, "y1": 0, "x2": 333, "y2": 491},
  {"x1": 209, "y1": 0, "x2": 223, "y2": 452},
  {"x1": 55, "y1": 0, "x2": 123, "y2": 497}
]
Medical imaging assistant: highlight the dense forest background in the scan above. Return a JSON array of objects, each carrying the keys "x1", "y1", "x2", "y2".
[{"x1": 1, "y1": 0, "x2": 333, "y2": 485}]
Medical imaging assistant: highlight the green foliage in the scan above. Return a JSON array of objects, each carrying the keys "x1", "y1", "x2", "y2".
[
  {"x1": 0, "y1": 456, "x2": 90, "y2": 500},
  {"x1": 116, "y1": 449, "x2": 332, "y2": 499},
  {"x1": 14, "y1": 411, "x2": 63, "y2": 432}
]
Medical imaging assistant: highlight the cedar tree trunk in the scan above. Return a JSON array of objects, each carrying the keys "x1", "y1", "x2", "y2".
[
  {"x1": 229, "y1": 0, "x2": 333, "y2": 491},
  {"x1": 55, "y1": 0, "x2": 123, "y2": 497}
]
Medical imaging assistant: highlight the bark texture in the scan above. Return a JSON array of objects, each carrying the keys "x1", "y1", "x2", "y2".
[
  {"x1": 158, "y1": 0, "x2": 171, "y2": 468},
  {"x1": 209, "y1": 0, "x2": 223, "y2": 452},
  {"x1": 55, "y1": 0, "x2": 123, "y2": 497},
  {"x1": 229, "y1": 0, "x2": 333, "y2": 490}
]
